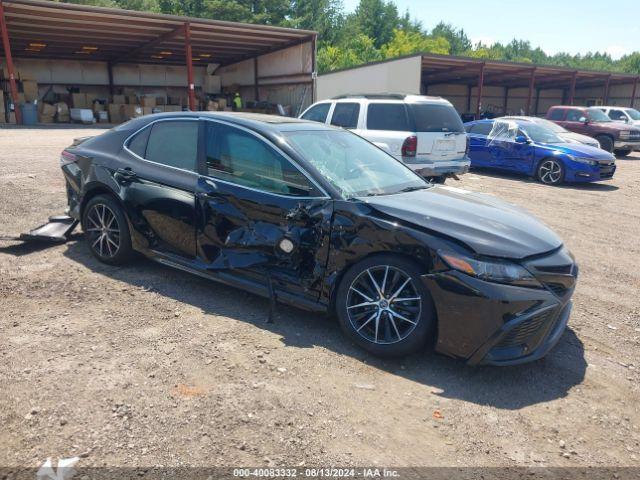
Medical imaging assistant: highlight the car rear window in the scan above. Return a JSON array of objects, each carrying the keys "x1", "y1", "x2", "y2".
[
  {"x1": 409, "y1": 104, "x2": 464, "y2": 133},
  {"x1": 468, "y1": 123, "x2": 494, "y2": 136},
  {"x1": 366, "y1": 103, "x2": 410, "y2": 131},
  {"x1": 548, "y1": 109, "x2": 565, "y2": 121},
  {"x1": 330, "y1": 103, "x2": 360, "y2": 129}
]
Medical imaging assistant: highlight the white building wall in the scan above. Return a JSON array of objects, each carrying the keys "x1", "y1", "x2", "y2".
[{"x1": 316, "y1": 55, "x2": 422, "y2": 100}]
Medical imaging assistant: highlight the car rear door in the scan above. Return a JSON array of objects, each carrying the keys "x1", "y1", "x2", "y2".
[
  {"x1": 119, "y1": 118, "x2": 200, "y2": 259},
  {"x1": 408, "y1": 102, "x2": 467, "y2": 162},
  {"x1": 195, "y1": 119, "x2": 333, "y2": 302}
]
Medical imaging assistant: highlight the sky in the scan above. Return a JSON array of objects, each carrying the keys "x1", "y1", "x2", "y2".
[{"x1": 342, "y1": 0, "x2": 640, "y2": 59}]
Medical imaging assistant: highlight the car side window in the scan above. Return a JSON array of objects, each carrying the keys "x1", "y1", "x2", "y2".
[
  {"x1": 205, "y1": 122, "x2": 316, "y2": 197},
  {"x1": 366, "y1": 103, "x2": 410, "y2": 131},
  {"x1": 609, "y1": 110, "x2": 626, "y2": 121},
  {"x1": 127, "y1": 126, "x2": 151, "y2": 158},
  {"x1": 548, "y1": 109, "x2": 565, "y2": 121},
  {"x1": 144, "y1": 121, "x2": 199, "y2": 171},
  {"x1": 565, "y1": 110, "x2": 584, "y2": 122},
  {"x1": 330, "y1": 103, "x2": 360, "y2": 129},
  {"x1": 469, "y1": 123, "x2": 493, "y2": 136},
  {"x1": 301, "y1": 103, "x2": 331, "y2": 123}
]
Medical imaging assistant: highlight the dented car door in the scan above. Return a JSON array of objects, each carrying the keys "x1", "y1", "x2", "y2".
[{"x1": 195, "y1": 120, "x2": 333, "y2": 302}]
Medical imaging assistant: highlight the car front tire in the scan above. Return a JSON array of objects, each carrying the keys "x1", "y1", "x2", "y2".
[
  {"x1": 537, "y1": 158, "x2": 564, "y2": 186},
  {"x1": 335, "y1": 254, "x2": 436, "y2": 357},
  {"x1": 596, "y1": 135, "x2": 614, "y2": 153},
  {"x1": 82, "y1": 194, "x2": 133, "y2": 265}
]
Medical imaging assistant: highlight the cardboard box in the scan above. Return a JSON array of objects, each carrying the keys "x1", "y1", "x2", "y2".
[
  {"x1": 164, "y1": 105, "x2": 182, "y2": 112},
  {"x1": 142, "y1": 106, "x2": 153, "y2": 116},
  {"x1": 108, "y1": 104, "x2": 124, "y2": 124},
  {"x1": 206, "y1": 100, "x2": 219, "y2": 111},
  {"x1": 92, "y1": 102, "x2": 105, "y2": 112},
  {"x1": 217, "y1": 98, "x2": 227, "y2": 110},
  {"x1": 140, "y1": 96, "x2": 156, "y2": 108},
  {"x1": 156, "y1": 97, "x2": 166, "y2": 106},
  {"x1": 22, "y1": 80, "x2": 39, "y2": 102},
  {"x1": 112, "y1": 94, "x2": 126, "y2": 104},
  {"x1": 97, "y1": 111, "x2": 109, "y2": 123},
  {"x1": 126, "y1": 95, "x2": 138, "y2": 105},
  {"x1": 122, "y1": 104, "x2": 143, "y2": 120},
  {"x1": 0, "y1": 90, "x2": 5, "y2": 114},
  {"x1": 72, "y1": 93, "x2": 88, "y2": 109}
]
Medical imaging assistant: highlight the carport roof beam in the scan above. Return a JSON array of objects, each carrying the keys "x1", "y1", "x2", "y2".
[{"x1": 0, "y1": 0, "x2": 316, "y2": 66}]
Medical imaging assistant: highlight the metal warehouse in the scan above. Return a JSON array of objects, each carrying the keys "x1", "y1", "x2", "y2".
[
  {"x1": 0, "y1": 0, "x2": 316, "y2": 124},
  {"x1": 317, "y1": 53, "x2": 640, "y2": 119}
]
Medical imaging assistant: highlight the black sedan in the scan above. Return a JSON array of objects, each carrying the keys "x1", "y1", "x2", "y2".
[{"x1": 60, "y1": 112, "x2": 577, "y2": 365}]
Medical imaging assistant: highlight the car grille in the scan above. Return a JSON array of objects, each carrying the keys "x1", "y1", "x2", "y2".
[
  {"x1": 495, "y1": 309, "x2": 554, "y2": 349},
  {"x1": 545, "y1": 282, "x2": 568, "y2": 297},
  {"x1": 598, "y1": 162, "x2": 616, "y2": 179}
]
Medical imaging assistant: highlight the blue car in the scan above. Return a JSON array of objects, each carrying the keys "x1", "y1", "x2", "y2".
[{"x1": 464, "y1": 118, "x2": 616, "y2": 185}]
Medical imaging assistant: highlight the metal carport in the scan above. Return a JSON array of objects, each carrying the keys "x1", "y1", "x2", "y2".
[{"x1": 0, "y1": 0, "x2": 317, "y2": 124}]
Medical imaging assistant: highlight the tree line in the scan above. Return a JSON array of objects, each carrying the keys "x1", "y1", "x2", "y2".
[{"x1": 55, "y1": 0, "x2": 640, "y2": 75}]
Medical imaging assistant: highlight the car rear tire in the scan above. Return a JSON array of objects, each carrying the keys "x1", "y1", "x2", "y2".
[
  {"x1": 82, "y1": 194, "x2": 133, "y2": 265},
  {"x1": 537, "y1": 158, "x2": 564, "y2": 186},
  {"x1": 596, "y1": 135, "x2": 614, "y2": 153},
  {"x1": 335, "y1": 254, "x2": 436, "y2": 357},
  {"x1": 427, "y1": 176, "x2": 446, "y2": 184},
  {"x1": 614, "y1": 149, "x2": 632, "y2": 158}
]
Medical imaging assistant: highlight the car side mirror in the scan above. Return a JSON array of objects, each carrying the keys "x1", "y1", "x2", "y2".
[
  {"x1": 515, "y1": 135, "x2": 529, "y2": 144},
  {"x1": 579, "y1": 117, "x2": 588, "y2": 124}
]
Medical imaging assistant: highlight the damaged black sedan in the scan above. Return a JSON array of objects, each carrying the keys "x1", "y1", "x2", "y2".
[{"x1": 61, "y1": 112, "x2": 577, "y2": 365}]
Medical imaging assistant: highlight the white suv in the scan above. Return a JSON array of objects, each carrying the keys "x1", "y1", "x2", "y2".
[
  {"x1": 597, "y1": 106, "x2": 640, "y2": 127},
  {"x1": 299, "y1": 94, "x2": 470, "y2": 181}
]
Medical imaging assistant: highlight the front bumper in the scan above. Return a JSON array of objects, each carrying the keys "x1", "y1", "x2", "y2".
[
  {"x1": 565, "y1": 160, "x2": 616, "y2": 182},
  {"x1": 399, "y1": 157, "x2": 471, "y2": 177},
  {"x1": 422, "y1": 259, "x2": 576, "y2": 366}
]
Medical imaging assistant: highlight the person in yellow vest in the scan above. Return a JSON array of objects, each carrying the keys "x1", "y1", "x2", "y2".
[{"x1": 233, "y1": 92, "x2": 242, "y2": 111}]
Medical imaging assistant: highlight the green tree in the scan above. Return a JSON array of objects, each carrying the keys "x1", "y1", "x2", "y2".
[
  {"x1": 353, "y1": 0, "x2": 399, "y2": 48},
  {"x1": 431, "y1": 22, "x2": 470, "y2": 55},
  {"x1": 381, "y1": 29, "x2": 449, "y2": 58},
  {"x1": 288, "y1": 0, "x2": 345, "y2": 45}
]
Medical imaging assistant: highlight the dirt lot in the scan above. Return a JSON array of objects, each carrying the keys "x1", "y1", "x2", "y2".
[{"x1": 1, "y1": 127, "x2": 639, "y2": 471}]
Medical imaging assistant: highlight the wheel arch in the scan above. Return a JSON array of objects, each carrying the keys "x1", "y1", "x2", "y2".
[{"x1": 79, "y1": 183, "x2": 124, "y2": 220}]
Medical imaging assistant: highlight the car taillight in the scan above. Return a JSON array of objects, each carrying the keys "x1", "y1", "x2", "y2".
[
  {"x1": 60, "y1": 150, "x2": 78, "y2": 166},
  {"x1": 401, "y1": 135, "x2": 417, "y2": 157}
]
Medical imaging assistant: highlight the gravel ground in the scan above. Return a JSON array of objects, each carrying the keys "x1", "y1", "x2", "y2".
[{"x1": 0, "y1": 128, "x2": 639, "y2": 471}]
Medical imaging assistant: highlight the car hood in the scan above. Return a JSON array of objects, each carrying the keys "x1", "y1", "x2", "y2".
[
  {"x1": 362, "y1": 186, "x2": 562, "y2": 260},
  {"x1": 558, "y1": 131, "x2": 599, "y2": 146},
  {"x1": 542, "y1": 142, "x2": 615, "y2": 160}
]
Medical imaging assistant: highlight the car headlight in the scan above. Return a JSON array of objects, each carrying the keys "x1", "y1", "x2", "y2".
[
  {"x1": 566, "y1": 155, "x2": 598, "y2": 166},
  {"x1": 620, "y1": 131, "x2": 631, "y2": 139},
  {"x1": 439, "y1": 251, "x2": 542, "y2": 288}
]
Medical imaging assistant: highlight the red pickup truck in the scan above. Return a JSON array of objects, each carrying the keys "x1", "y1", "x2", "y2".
[{"x1": 546, "y1": 106, "x2": 640, "y2": 157}]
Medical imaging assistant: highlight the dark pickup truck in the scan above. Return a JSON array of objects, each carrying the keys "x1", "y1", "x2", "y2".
[{"x1": 546, "y1": 106, "x2": 640, "y2": 157}]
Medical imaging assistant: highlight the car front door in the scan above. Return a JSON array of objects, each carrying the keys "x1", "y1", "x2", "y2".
[
  {"x1": 466, "y1": 122, "x2": 493, "y2": 167},
  {"x1": 195, "y1": 120, "x2": 333, "y2": 303},
  {"x1": 119, "y1": 118, "x2": 200, "y2": 259},
  {"x1": 487, "y1": 120, "x2": 519, "y2": 170},
  {"x1": 564, "y1": 109, "x2": 590, "y2": 135}
]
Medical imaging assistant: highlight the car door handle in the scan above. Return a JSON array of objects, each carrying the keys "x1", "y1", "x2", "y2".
[{"x1": 115, "y1": 168, "x2": 137, "y2": 181}]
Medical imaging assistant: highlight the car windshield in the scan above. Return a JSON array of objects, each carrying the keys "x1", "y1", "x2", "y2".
[
  {"x1": 518, "y1": 123, "x2": 564, "y2": 144},
  {"x1": 627, "y1": 109, "x2": 640, "y2": 120},
  {"x1": 587, "y1": 108, "x2": 612, "y2": 122},
  {"x1": 530, "y1": 118, "x2": 567, "y2": 134},
  {"x1": 283, "y1": 130, "x2": 429, "y2": 198}
]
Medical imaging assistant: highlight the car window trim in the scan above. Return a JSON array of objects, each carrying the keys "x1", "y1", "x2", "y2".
[
  {"x1": 123, "y1": 117, "x2": 202, "y2": 177},
  {"x1": 202, "y1": 118, "x2": 331, "y2": 200}
]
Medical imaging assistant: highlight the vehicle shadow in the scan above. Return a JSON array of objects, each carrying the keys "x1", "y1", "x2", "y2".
[
  {"x1": 0, "y1": 234, "x2": 83, "y2": 256},
  {"x1": 468, "y1": 168, "x2": 619, "y2": 191},
  {"x1": 62, "y1": 239, "x2": 587, "y2": 411}
]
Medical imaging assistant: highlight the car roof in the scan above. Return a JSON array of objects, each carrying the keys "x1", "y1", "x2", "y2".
[
  {"x1": 127, "y1": 111, "x2": 338, "y2": 134},
  {"x1": 329, "y1": 94, "x2": 451, "y2": 105}
]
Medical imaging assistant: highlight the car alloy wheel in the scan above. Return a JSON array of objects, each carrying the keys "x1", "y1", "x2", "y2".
[
  {"x1": 538, "y1": 160, "x2": 562, "y2": 185},
  {"x1": 85, "y1": 203, "x2": 121, "y2": 258},
  {"x1": 346, "y1": 265, "x2": 422, "y2": 345}
]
